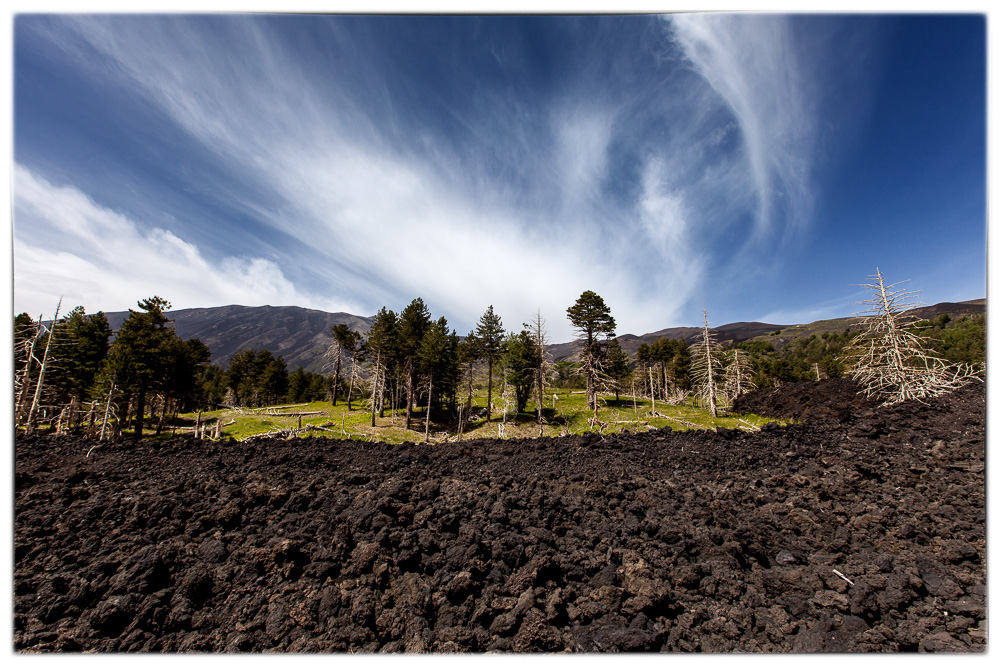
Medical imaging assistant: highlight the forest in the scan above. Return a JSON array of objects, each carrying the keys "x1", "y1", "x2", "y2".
[{"x1": 12, "y1": 280, "x2": 986, "y2": 442}]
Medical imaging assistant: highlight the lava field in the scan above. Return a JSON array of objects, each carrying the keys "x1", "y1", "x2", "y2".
[{"x1": 14, "y1": 379, "x2": 986, "y2": 652}]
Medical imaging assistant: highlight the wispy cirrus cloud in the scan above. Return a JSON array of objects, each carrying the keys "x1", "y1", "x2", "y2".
[
  {"x1": 666, "y1": 13, "x2": 819, "y2": 251},
  {"x1": 14, "y1": 14, "x2": 858, "y2": 339}
]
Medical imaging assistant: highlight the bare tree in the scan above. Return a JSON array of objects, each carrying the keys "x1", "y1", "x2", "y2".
[
  {"x1": 844, "y1": 268, "x2": 980, "y2": 405},
  {"x1": 723, "y1": 348, "x2": 756, "y2": 405},
  {"x1": 691, "y1": 306, "x2": 721, "y2": 418},
  {"x1": 25, "y1": 299, "x2": 63, "y2": 433},
  {"x1": 14, "y1": 314, "x2": 43, "y2": 425},
  {"x1": 530, "y1": 309, "x2": 550, "y2": 436}
]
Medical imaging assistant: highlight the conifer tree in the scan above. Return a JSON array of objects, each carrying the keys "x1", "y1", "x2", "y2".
[
  {"x1": 566, "y1": 290, "x2": 616, "y2": 417},
  {"x1": 104, "y1": 296, "x2": 179, "y2": 440},
  {"x1": 472, "y1": 305, "x2": 505, "y2": 422},
  {"x1": 605, "y1": 339, "x2": 632, "y2": 402},
  {"x1": 365, "y1": 307, "x2": 398, "y2": 425},
  {"x1": 723, "y1": 347, "x2": 756, "y2": 405},
  {"x1": 502, "y1": 329, "x2": 543, "y2": 413},
  {"x1": 418, "y1": 317, "x2": 453, "y2": 442},
  {"x1": 530, "y1": 309, "x2": 549, "y2": 434},
  {"x1": 330, "y1": 324, "x2": 362, "y2": 407},
  {"x1": 399, "y1": 298, "x2": 432, "y2": 430}
]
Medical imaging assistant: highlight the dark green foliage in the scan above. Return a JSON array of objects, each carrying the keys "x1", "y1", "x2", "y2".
[
  {"x1": 502, "y1": 329, "x2": 543, "y2": 413},
  {"x1": 26, "y1": 307, "x2": 113, "y2": 405},
  {"x1": 913, "y1": 313, "x2": 985, "y2": 365},
  {"x1": 330, "y1": 324, "x2": 363, "y2": 406},
  {"x1": 104, "y1": 297, "x2": 183, "y2": 439},
  {"x1": 400, "y1": 298, "x2": 433, "y2": 428},
  {"x1": 285, "y1": 366, "x2": 333, "y2": 404},
  {"x1": 731, "y1": 328, "x2": 857, "y2": 389},
  {"x1": 567, "y1": 291, "x2": 616, "y2": 411},
  {"x1": 164, "y1": 338, "x2": 212, "y2": 412},
  {"x1": 224, "y1": 348, "x2": 290, "y2": 407},
  {"x1": 637, "y1": 336, "x2": 691, "y2": 395},
  {"x1": 195, "y1": 364, "x2": 228, "y2": 408},
  {"x1": 419, "y1": 317, "x2": 460, "y2": 419},
  {"x1": 365, "y1": 307, "x2": 399, "y2": 422},
  {"x1": 604, "y1": 339, "x2": 632, "y2": 401},
  {"x1": 470, "y1": 305, "x2": 505, "y2": 421},
  {"x1": 551, "y1": 361, "x2": 586, "y2": 390}
]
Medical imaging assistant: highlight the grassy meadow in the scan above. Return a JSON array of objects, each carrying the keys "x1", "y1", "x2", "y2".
[{"x1": 166, "y1": 389, "x2": 779, "y2": 444}]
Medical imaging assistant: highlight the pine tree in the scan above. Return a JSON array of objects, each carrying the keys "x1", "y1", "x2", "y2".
[
  {"x1": 502, "y1": 329, "x2": 543, "y2": 413},
  {"x1": 418, "y1": 317, "x2": 453, "y2": 442},
  {"x1": 530, "y1": 309, "x2": 549, "y2": 435},
  {"x1": 365, "y1": 307, "x2": 398, "y2": 426},
  {"x1": 330, "y1": 324, "x2": 362, "y2": 407},
  {"x1": 399, "y1": 298, "x2": 432, "y2": 430},
  {"x1": 605, "y1": 339, "x2": 632, "y2": 403},
  {"x1": 566, "y1": 291, "x2": 616, "y2": 417},
  {"x1": 104, "y1": 296, "x2": 180, "y2": 440},
  {"x1": 472, "y1": 305, "x2": 505, "y2": 422}
]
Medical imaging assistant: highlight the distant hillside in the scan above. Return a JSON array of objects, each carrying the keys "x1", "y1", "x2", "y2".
[
  {"x1": 100, "y1": 299, "x2": 984, "y2": 372},
  {"x1": 548, "y1": 321, "x2": 787, "y2": 363},
  {"x1": 104, "y1": 305, "x2": 371, "y2": 373},
  {"x1": 748, "y1": 299, "x2": 986, "y2": 352}
]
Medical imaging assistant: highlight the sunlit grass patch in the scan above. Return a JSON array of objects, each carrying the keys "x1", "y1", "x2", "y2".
[{"x1": 169, "y1": 389, "x2": 781, "y2": 443}]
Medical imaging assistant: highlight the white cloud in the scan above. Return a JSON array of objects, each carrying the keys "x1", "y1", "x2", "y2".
[
  {"x1": 668, "y1": 13, "x2": 817, "y2": 248},
  {"x1": 18, "y1": 15, "x2": 799, "y2": 339},
  {"x1": 12, "y1": 165, "x2": 364, "y2": 317},
  {"x1": 551, "y1": 107, "x2": 616, "y2": 217}
]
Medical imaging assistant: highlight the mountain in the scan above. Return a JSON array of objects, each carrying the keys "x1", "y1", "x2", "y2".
[
  {"x1": 547, "y1": 321, "x2": 788, "y2": 362},
  {"x1": 747, "y1": 299, "x2": 986, "y2": 352},
  {"x1": 104, "y1": 305, "x2": 371, "y2": 374},
  {"x1": 100, "y1": 299, "x2": 985, "y2": 372}
]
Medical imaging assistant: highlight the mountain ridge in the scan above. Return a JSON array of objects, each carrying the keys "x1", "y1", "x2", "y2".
[{"x1": 98, "y1": 299, "x2": 985, "y2": 371}]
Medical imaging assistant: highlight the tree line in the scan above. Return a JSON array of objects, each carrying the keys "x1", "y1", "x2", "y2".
[{"x1": 14, "y1": 279, "x2": 985, "y2": 439}]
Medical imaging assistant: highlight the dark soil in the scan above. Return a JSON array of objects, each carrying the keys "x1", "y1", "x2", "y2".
[{"x1": 14, "y1": 380, "x2": 986, "y2": 653}]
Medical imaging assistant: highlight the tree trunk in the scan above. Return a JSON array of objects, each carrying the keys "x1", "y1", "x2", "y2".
[
  {"x1": 370, "y1": 351, "x2": 381, "y2": 427},
  {"x1": 649, "y1": 367, "x2": 656, "y2": 414},
  {"x1": 486, "y1": 358, "x2": 494, "y2": 422},
  {"x1": 26, "y1": 301, "x2": 61, "y2": 434},
  {"x1": 100, "y1": 380, "x2": 115, "y2": 441},
  {"x1": 405, "y1": 360, "x2": 415, "y2": 430},
  {"x1": 15, "y1": 320, "x2": 40, "y2": 425},
  {"x1": 346, "y1": 357, "x2": 356, "y2": 411},
  {"x1": 134, "y1": 382, "x2": 147, "y2": 441},
  {"x1": 424, "y1": 373, "x2": 433, "y2": 443},
  {"x1": 156, "y1": 395, "x2": 168, "y2": 436},
  {"x1": 536, "y1": 365, "x2": 544, "y2": 435},
  {"x1": 331, "y1": 352, "x2": 342, "y2": 406}
]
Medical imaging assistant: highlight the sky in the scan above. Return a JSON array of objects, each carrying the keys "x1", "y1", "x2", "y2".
[{"x1": 9, "y1": 11, "x2": 988, "y2": 342}]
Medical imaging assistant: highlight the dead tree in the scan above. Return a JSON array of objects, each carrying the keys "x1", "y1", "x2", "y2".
[
  {"x1": 369, "y1": 349, "x2": 385, "y2": 427},
  {"x1": 723, "y1": 348, "x2": 756, "y2": 405},
  {"x1": 844, "y1": 268, "x2": 981, "y2": 405},
  {"x1": 25, "y1": 299, "x2": 62, "y2": 433},
  {"x1": 14, "y1": 314, "x2": 43, "y2": 424},
  {"x1": 530, "y1": 309, "x2": 550, "y2": 436},
  {"x1": 692, "y1": 306, "x2": 721, "y2": 418}
]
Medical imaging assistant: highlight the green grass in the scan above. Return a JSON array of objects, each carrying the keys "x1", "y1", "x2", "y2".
[{"x1": 161, "y1": 389, "x2": 780, "y2": 443}]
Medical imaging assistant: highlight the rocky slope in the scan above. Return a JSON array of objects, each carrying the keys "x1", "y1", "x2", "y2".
[{"x1": 105, "y1": 305, "x2": 370, "y2": 373}]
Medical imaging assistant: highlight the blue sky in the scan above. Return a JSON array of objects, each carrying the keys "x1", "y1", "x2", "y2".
[{"x1": 10, "y1": 12, "x2": 987, "y2": 342}]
